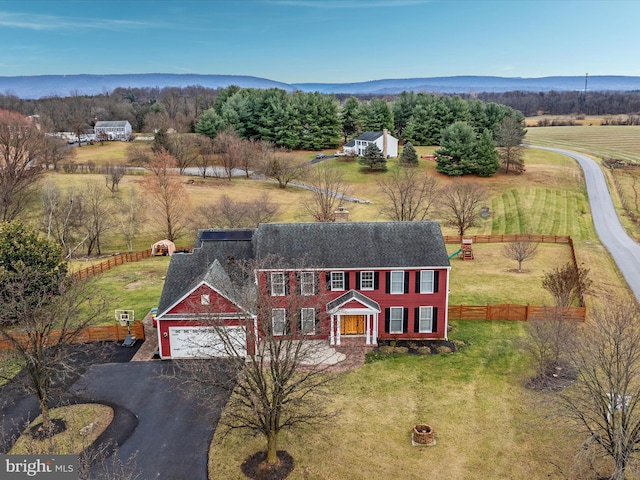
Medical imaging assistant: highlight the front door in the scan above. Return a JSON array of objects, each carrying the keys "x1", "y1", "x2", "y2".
[{"x1": 341, "y1": 315, "x2": 365, "y2": 335}]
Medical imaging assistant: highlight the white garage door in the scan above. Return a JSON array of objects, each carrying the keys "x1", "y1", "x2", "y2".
[{"x1": 169, "y1": 326, "x2": 246, "y2": 358}]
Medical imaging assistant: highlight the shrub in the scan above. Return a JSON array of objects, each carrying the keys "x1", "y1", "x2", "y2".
[
  {"x1": 417, "y1": 347, "x2": 432, "y2": 355},
  {"x1": 436, "y1": 346, "x2": 452, "y2": 354},
  {"x1": 393, "y1": 347, "x2": 409, "y2": 354},
  {"x1": 378, "y1": 345, "x2": 394, "y2": 354}
]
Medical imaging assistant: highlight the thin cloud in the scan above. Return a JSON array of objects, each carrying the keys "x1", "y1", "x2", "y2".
[{"x1": 0, "y1": 12, "x2": 154, "y2": 31}]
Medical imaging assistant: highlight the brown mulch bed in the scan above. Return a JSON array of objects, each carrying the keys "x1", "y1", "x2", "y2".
[
  {"x1": 29, "y1": 418, "x2": 67, "y2": 440},
  {"x1": 241, "y1": 450, "x2": 294, "y2": 480},
  {"x1": 525, "y1": 362, "x2": 577, "y2": 391}
]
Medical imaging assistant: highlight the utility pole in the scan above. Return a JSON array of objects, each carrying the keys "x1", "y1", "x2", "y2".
[{"x1": 584, "y1": 72, "x2": 589, "y2": 94}]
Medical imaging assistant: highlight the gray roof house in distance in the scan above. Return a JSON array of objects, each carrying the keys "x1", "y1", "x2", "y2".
[
  {"x1": 94, "y1": 120, "x2": 132, "y2": 140},
  {"x1": 343, "y1": 129, "x2": 398, "y2": 158},
  {"x1": 155, "y1": 221, "x2": 451, "y2": 359}
]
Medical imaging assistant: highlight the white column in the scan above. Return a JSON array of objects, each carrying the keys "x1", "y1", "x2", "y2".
[
  {"x1": 365, "y1": 314, "x2": 371, "y2": 345},
  {"x1": 372, "y1": 313, "x2": 378, "y2": 344},
  {"x1": 330, "y1": 315, "x2": 335, "y2": 345},
  {"x1": 336, "y1": 315, "x2": 341, "y2": 346}
]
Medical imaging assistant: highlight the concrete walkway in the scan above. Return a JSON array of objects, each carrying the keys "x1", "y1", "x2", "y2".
[
  {"x1": 131, "y1": 313, "x2": 158, "y2": 361},
  {"x1": 531, "y1": 146, "x2": 640, "y2": 302}
]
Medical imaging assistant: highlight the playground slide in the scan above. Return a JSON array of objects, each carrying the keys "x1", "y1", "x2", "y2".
[{"x1": 448, "y1": 248, "x2": 462, "y2": 259}]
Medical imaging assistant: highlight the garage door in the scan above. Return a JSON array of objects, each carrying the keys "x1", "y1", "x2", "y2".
[{"x1": 169, "y1": 326, "x2": 246, "y2": 358}]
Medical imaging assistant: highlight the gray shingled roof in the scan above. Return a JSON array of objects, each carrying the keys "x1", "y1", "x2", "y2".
[
  {"x1": 94, "y1": 121, "x2": 130, "y2": 128},
  {"x1": 355, "y1": 131, "x2": 383, "y2": 142},
  {"x1": 327, "y1": 290, "x2": 381, "y2": 313},
  {"x1": 158, "y1": 222, "x2": 449, "y2": 316},
  {"x1": 253, "y1": 222, "x2": 449, "y2": 269}
]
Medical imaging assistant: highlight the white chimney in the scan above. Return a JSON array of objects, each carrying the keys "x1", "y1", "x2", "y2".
[{"x1": 382, "y1": 128, "x2": 388, "y2": 158}]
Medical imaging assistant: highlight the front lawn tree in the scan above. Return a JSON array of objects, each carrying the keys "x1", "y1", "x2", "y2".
[
  {"x1": 542, "y1": 262, "x2": 592, "y2": 307},
  {"x1": 261, "y1": 148, "x2": 308, "y2": 189},
  {"x1": 378, "y1": 164, "x2": 439, "y2": 221},
  {"x1": 558, "y1": 301, "x2": 640, "y2": 480},
  {"x1": 0, "y1": 221, "x2": 104, "y2": 435},
  {"x1": 176, "y1": 258, "x2": 336, "y2": 472},
  {"x1": 359, "y1": 143, "x2": 387, "y2": 171},
  {"x1": 435, "y1": 122, "x2": 499, "y2": 177},
  {"x1": 438, "y1": 180, "x2": 487, "y2": 236}
]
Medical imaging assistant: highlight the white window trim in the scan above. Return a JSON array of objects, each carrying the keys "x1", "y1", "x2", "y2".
[
  {"x1": 389, "y1": 307, "x2": 404, "y2": 334},
  {"x1": 390, "y1": 271, "x2": 404, "y2": 294},
  {"x1": 331, "y1": 271, "x2": 345, "y2": 291},
  {"x1": 271, "y1": 272, "x2": 286, "y2": 296},
  {"x1": 418, "y1": 306, "x2": 434, "y2": 333},
  {"x1": 272, "y1": 308, "x2": 287, "y2": 336},
  {"x1": 300, "y1": 308, "x2": 315, "y2": 334},
  {"x1": 360, "y1": 271, "x2": 374, "y2": 290},
  {"x1": 300, "y1": 272, "x2": 315, "y2": 296},
  {"x1": 420, "y1": 270, "x2": 435, "y2": 294},
  {"x1": 201, "y1": 294, "x2": 210, "y2": 305}
]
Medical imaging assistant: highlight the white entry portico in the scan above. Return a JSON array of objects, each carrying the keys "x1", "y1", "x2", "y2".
[{"x1": 326, "y1": 290, "x2": 381, "y2": 346}]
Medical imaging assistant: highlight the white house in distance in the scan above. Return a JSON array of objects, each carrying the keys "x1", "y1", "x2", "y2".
[
  {"x1": 343, "y1": 129, "x2": 398, "y2": 158},
  {"x1": 94, "y1": 120, "x2": 132, "y2": 141}
]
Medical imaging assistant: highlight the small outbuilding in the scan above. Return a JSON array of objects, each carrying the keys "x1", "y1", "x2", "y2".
[{"x1": 151, "y1": 239, "x2": 176, "y2": 256}]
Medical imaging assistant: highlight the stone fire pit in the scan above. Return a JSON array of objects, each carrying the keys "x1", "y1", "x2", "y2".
[{"x1": 412, "y1": 423, "x2": 436, "y2": 446}]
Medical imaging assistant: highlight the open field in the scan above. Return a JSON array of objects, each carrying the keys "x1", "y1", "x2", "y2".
[{"x1": 525, "y1": 125, "x2": 640, "y2": 164}]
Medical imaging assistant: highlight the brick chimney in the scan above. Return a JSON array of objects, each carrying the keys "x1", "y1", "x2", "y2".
[
  {"x1": 382, "y1": 128, "x2": 388, "y2": 158},
  {"x1": 334, "y1": 206, "x2": 349, "y2": 222}
]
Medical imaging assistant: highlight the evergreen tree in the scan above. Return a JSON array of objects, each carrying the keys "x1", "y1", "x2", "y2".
[
  {"x1": 400, "y1": 142, "x2": 418, "y2": 166},
  {"x1": 340, "y1": 96, "x2": 362, "y2": 143},
  {"x1": 435, "y1": 122, "x2": 477, "y2": 176},
  {"x1": 359, "y1": 143, "x2": 387, "y2": 171},
  {"x1": 195, "y1": 109, "x2": 226, "y2": 139},
  {"x1": 473, "y1": 129, "x2": 500, "y2": 177}
]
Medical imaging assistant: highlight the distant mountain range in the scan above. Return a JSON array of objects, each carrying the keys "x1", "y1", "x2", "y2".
[{"x1": 1, "y1": 73, "x2": 639, "y2": 99}]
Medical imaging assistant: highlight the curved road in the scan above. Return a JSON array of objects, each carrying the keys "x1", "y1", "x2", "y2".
[{"x1": 531, "y1": 146, "x2": 640, "y2": 302}]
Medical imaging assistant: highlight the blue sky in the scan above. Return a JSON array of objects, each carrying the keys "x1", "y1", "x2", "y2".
[{"x1": 0, "y1": 0, "x2": 638, "y2": 83}]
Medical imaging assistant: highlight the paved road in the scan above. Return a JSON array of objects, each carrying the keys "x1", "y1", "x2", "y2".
[{"x1": 531, "y1": 146, "x2": 640, "y2": 302}]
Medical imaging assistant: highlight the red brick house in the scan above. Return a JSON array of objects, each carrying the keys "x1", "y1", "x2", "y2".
[{"x1": 155, "y1": 222, "x2": 451, "y2": 359}]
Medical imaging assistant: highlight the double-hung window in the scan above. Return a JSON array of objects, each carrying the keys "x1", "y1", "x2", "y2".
[
  {"x1": 271, "y1": 272, "x2": 285, "y2": 296},
  {"x1": 272, "y1": 308, "x2": 287, "y2": 335},
  {"x1": 390, "y1": 271, "x2": 404, "y2": 294},
  {"x1": 330, "y1": 271, "x2": 345, "y2": 291},
  {"x1": 300, "y1": 308, "x2": 316, "y2": 334},
  {"x1": 420, "y1": 270, "x2": 434, "y2": 294},
  {"x1": 418, "y1": 306, "x2": 434, "y2": 333},
  {"x1": 389, "y1": 307, "x2": 404, "y2": 334},
  {"x1": 360, "y1": 271, "x2": 374, "y2": 290},
  {"x1": 300, "y1": 272, "x2": 315, "y2": 296}
]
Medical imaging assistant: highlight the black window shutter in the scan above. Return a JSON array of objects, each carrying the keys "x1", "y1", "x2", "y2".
[
  {"x1": 295, "y1": 309, "x2": 302, "y2": 332},
  {"x1": 432, "y1": 307, "x2": 438, "y2": 332},
  {"x1": 266, "y1": 273, "x2": 272, "y2": 294},
  {"x1": 374, "y1": 272, "x2": 379, "y2": 290},
  {"x1": 415, "y1": 272, "x2": 420, "y2": 293},
  {"x1": 326, "y1": 272, "x2": 331, "y2": 290},
  {"x1": 385, "y1": 272, "x2": 390, "y2": 293},
  {"x1": 313, "y1": 273, "x2": 318, "y2": 295},
  {"x1": 403, "y1": 308, "x2": 408, "y2": 332},
  {"x1": 345, "y1": 272, "x2": 350, "y2": 290},
  {"x1": 356, "y1": 272, "x2": 361, "y2": 290},
  {"x1": 404, "y1": 272, "x2": 409, "y2": 293},
  {"x1": 315, "y1": 309, "x2": 320, "y2": 329},
  {"x1": 285, "y1": 273, "x2": 290, "y2": 295},
  {"x1": 434, "y1": 271, "x2": 439, "y2": 293},
  {"x1": 414, "y1": 307, "x2": 420, "y2": 332},
  {"x1": 384, "y1": 308, "x2": 390, "y2": 333},
  {"x1": 295, "y1": 273, "x2": 301, "y2": 295}
]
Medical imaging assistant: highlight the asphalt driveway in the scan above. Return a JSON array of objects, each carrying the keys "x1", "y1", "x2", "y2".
[
  {"x1": 69, "y1": 361, "x2": 232, "y2": 480},
  {"x1": 531, "y1": 146, "x2": 640, "y2": 302}
]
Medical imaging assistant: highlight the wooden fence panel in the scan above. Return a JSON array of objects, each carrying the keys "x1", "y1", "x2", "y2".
[
  {"x1": 448, "y1": 304, "x2": 585, "y2": 322},
  {"x1": 73, "y1": 248, "x2": 157, "y2": 280}
]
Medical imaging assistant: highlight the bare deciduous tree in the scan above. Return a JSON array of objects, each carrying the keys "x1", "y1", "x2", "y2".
[
  {"x1": 261, "y1": 146, "x2": 308, "y2": 189},
  {"x1": 438, "y1": 180, "x2": 487, "y2": 236},
  {"x1": 0, "y1": 270, "x2": 104, "y2": 435},
  {"x1": 502, "y1": 238, "x2": 539, "y2": 272},
  {"x1": 176, "y1": 257, "x2": 337, "y2": 469},
  {"x1": 166, "y1": 133, "x2": 199, "y2": 174},
  {"x1": 542, "y1": 262, "x2": 592, "y2": 307},
  {"x1": 196, "y1": 193, "x2": 279, "y2": 228},
  {"x1": 41, "y1": 182, "x2": 87, "y2": 259},
  {"x1": 80, "y1": 182, "x2": 114, "y2": 256},
  {"x1": 214, "y1": 129, "x2": 244, "y2": 180},
  {"x1": 142, "y1": 150, "x2": 191, "y2": 242},
  {"x1": 116, "y1": 186, "x2": 145, "y2": 253},
  {"x1": 303, "y1": 164, "x2": 351, "y2": 222},
  {"x1": 104, "y1": 164, "x2": 126, "y2": 193},
  {"x1": 378, "y1": 164, "x2": 439, "y2": 221},
  {"x1": 0, "y1": 109, "x2": 46, "y2": 221},
  {"x1": 558, "y1": 301, "x2": 640, "y2": 480},
  {"x1": 496, "y1": 116, "x2": 526, "y2": 174}
]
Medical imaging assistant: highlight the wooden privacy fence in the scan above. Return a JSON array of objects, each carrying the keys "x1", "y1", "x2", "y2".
[
  {"x1": 448, "y1": 304, "x2": 586, "y2": 322},
  {"x1": 443, "y1": 234, "x2": 571, "y2": 244},
  {"x1": 0, "y1": 321, "x2": 145, "y2": 350},
  {"x1": 74, "y1": 250, "x2": 153, "y2": 280}
]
